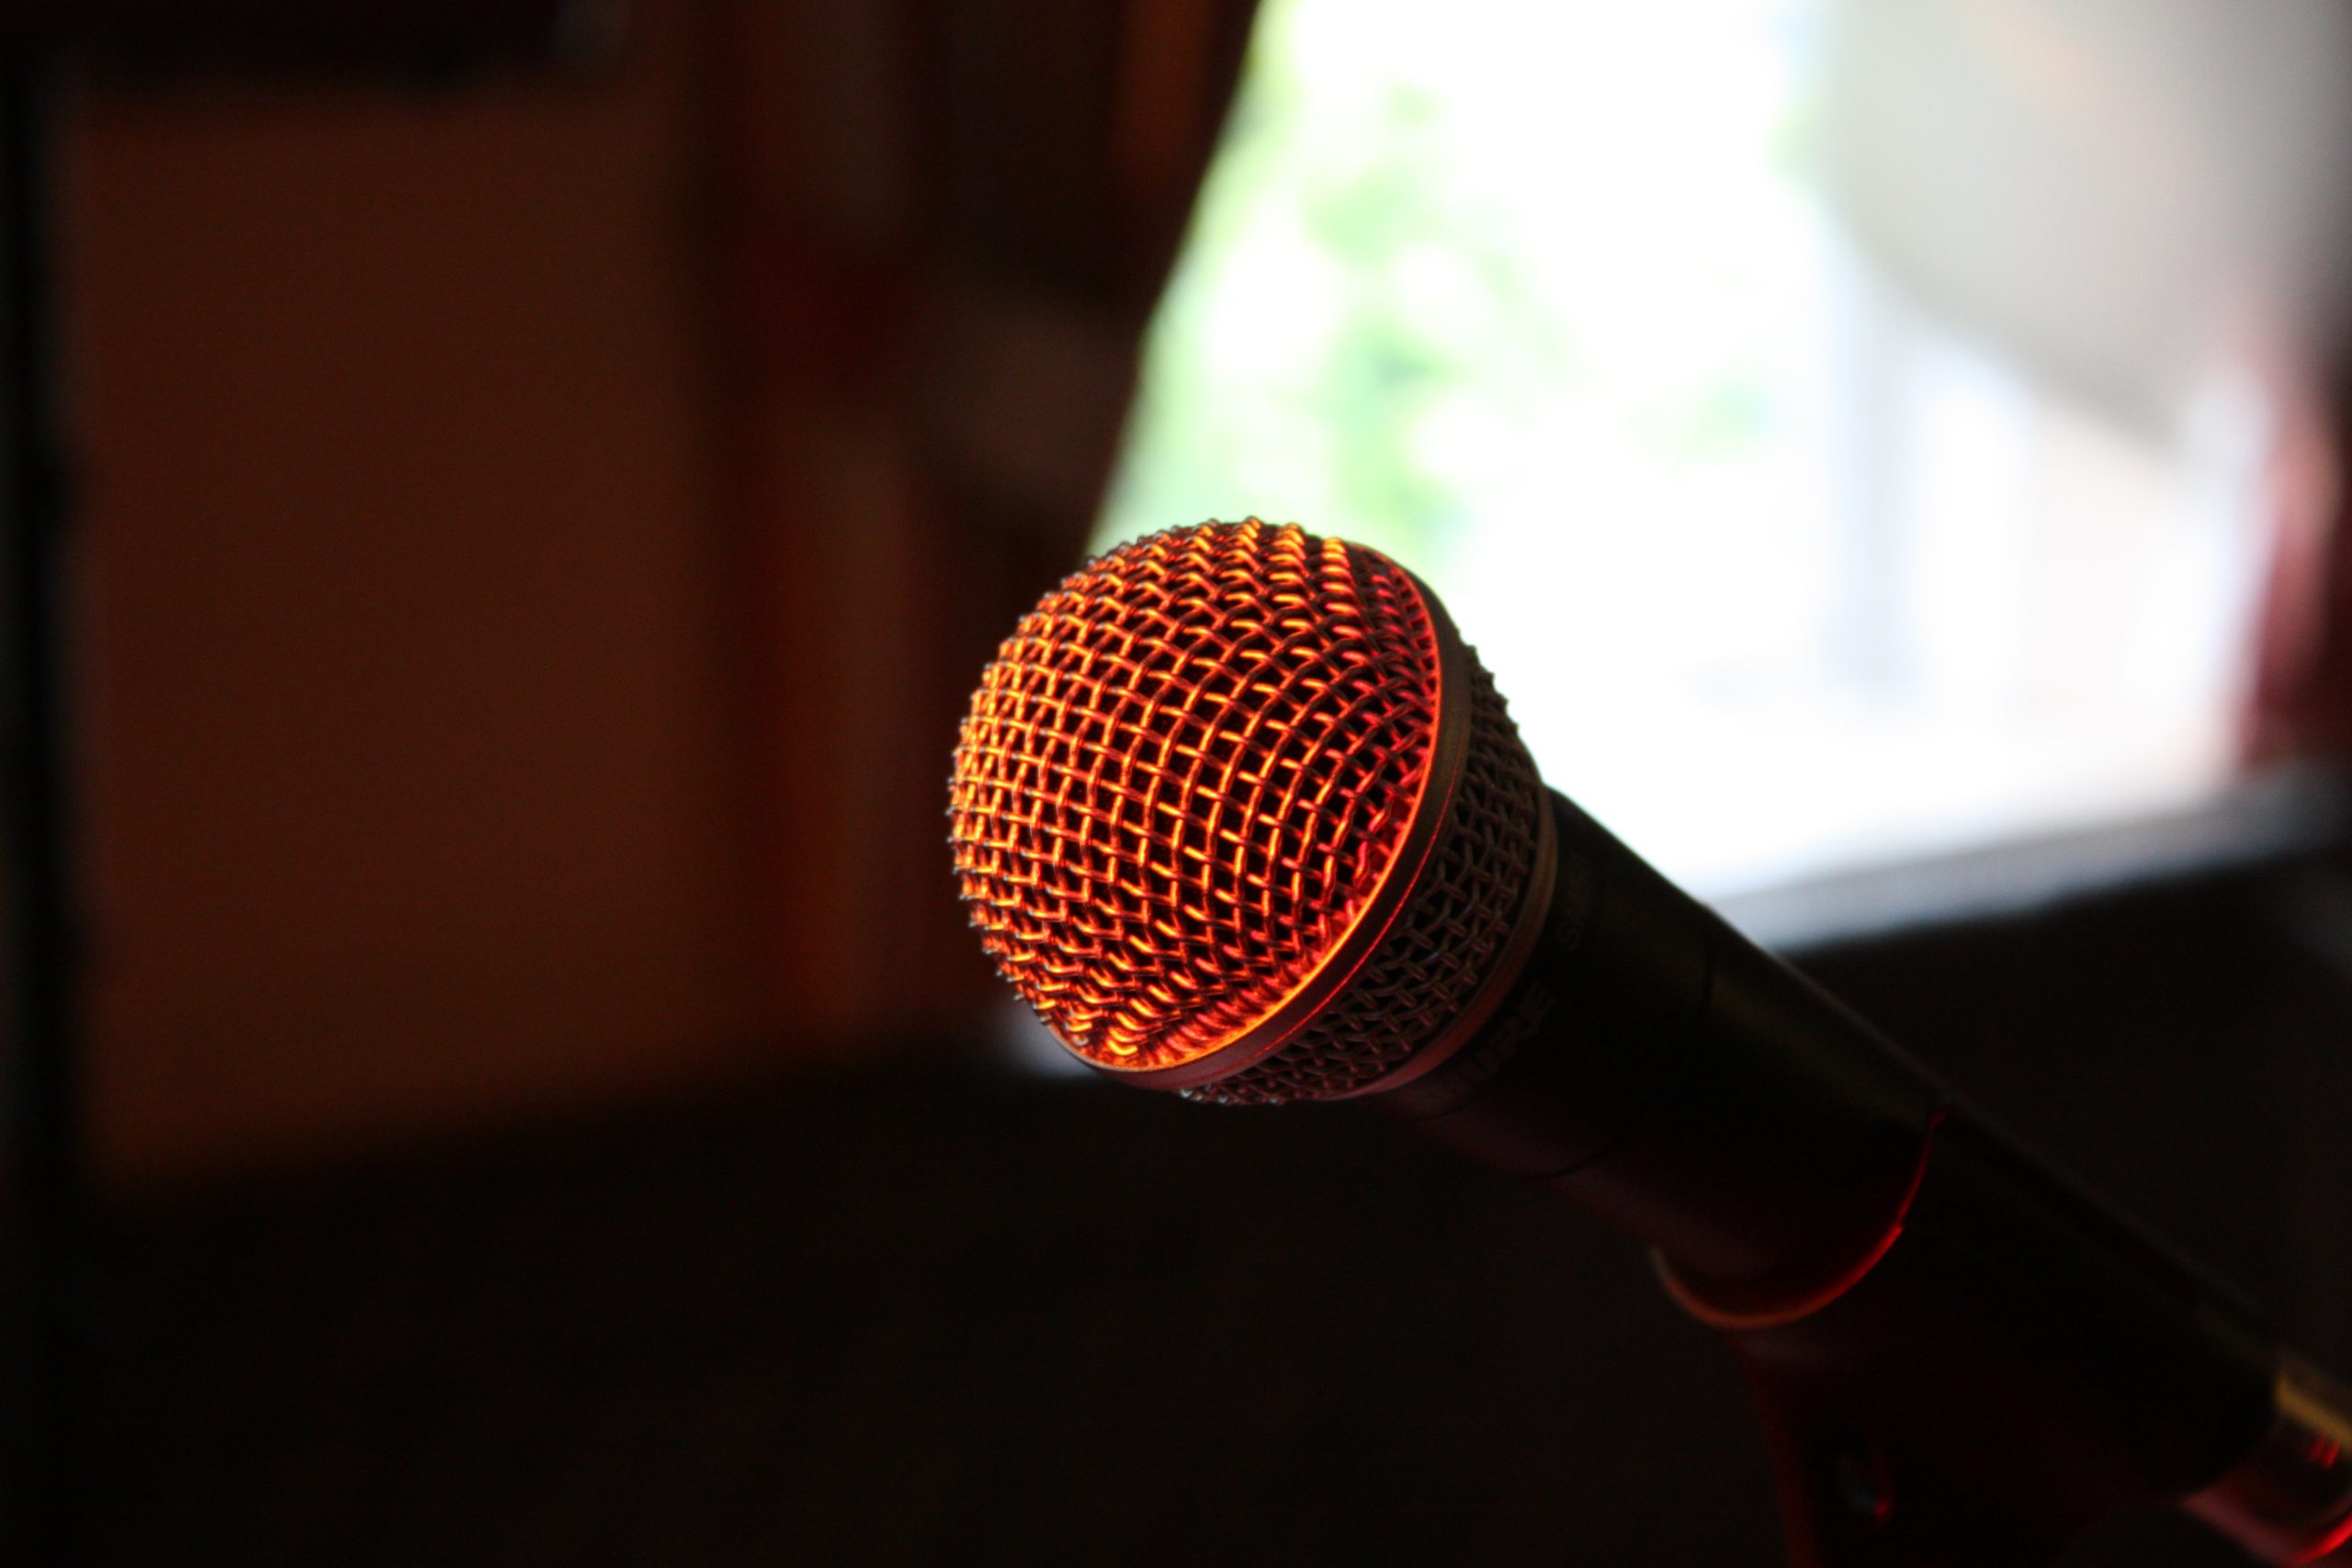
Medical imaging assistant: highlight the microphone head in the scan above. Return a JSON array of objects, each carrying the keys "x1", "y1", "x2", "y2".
[{"x1": 949, "y1": 520, "x2": 1550, "y2": 1102}]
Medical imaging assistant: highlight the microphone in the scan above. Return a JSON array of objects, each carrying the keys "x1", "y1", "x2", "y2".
[{"x1": 948, "y1": 519, "x2": 2352, "y2": 1566}]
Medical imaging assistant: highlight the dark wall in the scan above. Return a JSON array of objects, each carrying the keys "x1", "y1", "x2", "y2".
[{"x1": 75, "y1": 3, "x2": 769, "y2": 1187}]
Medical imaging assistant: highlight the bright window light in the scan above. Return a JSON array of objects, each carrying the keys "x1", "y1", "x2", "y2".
[{"x1": 1096, "y1": 0, "x2": 2268, "y2": 896}]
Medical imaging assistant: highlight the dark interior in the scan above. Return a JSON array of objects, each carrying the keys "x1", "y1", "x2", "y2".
[
  {"x1": 76, "y1": 836, "x2": 2352, "y2": 1564},
  {"x1": 7, "y1": 3, "x2": 2352, "y2": 1564}
]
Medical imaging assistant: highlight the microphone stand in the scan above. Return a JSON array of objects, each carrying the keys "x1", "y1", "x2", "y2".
[{"x1": 1665, "y1": 1113, "x2": 2352, "y2": 1566}]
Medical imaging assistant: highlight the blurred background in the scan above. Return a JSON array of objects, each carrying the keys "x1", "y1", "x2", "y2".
[{"x1": 8, "y1": 0, "x2": 2352, "y2": 1562}]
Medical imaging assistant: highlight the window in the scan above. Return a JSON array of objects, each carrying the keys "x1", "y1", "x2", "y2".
[{"x1": 1098, "y1": 0, "x2": 2270, "y2": 897}]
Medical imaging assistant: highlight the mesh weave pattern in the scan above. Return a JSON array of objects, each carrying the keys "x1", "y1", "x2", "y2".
[
  {"x1": 1185, "y1": 658, "x2": 1541, "y2": 1103},
  {"x1": 950, "y1": 521, "x2": 1440, "y2": 1071}
]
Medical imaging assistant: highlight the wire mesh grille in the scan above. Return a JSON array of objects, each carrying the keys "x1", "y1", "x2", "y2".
[
  {"x1": 949, "y1": 521, "x2": 1440, "y2": 1071},
  {"x1": 1185, "y1": 657, "x2": 1542, "y2": 1103}
]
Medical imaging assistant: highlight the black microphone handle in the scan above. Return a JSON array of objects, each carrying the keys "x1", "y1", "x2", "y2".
[{"x1": 1369, "y1": 790, "x2": 2352, "y2": 1565}]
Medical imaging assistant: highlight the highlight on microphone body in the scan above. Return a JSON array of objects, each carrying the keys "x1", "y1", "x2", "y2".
[{"x1": 948, "y1": 519, "x2": 1551, "y2": 1102}]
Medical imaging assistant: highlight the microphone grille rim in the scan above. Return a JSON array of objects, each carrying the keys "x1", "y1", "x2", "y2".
[
  {"x1": 949, "y1": 519, "x2": 1546, "y2": 1100},
  {"x1": 1186, "y1": 652, "x2": 1548, "y2": 1103}
]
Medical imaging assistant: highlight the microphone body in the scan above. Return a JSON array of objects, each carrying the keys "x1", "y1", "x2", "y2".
[
  {"x1": 1377, "y1": 789, "x2": 2338, "y2": 1563},
  {"x1": 949, "y1": 521, "x2": 2352, "y2": 1565}
]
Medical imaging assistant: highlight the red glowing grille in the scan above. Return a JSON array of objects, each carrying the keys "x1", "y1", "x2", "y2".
[{"x1": 948, "y1": 520, "x2": 1442, "y2": 1072}]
